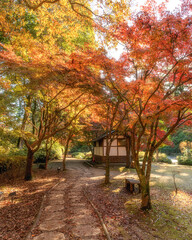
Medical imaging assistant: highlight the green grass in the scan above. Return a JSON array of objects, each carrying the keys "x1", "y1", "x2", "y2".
[
  {"x1": 123, "y1": 196, "x2": 192, "y2": 239},
  {"x1": 107, "y1": 164, "x2": 192, "y2": 240}
]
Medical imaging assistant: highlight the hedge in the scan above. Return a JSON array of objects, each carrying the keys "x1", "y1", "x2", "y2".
[
  {"x1": 178, "y1": 155, "x2": 192, "y2": 166},
  {"x1": 0, "y1": 155, "x2": 26, "y2": 174},
  {"x1": 139, "y1": 151, "x2": 172, "y2": 164}
]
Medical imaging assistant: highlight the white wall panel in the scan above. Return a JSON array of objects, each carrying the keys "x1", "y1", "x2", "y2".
[
  {"x1": 104, "y1": 147, "x2": 106, "y2": 156},
  {"x1": 118, "y1": 147, "x2": 126, "y2": 156},
  {"x1": 111, "y1": 139, "x2": 117, "y2": 146},
  {"x1": 103, "y1": 139, "x2": 117, "y2": 146},
  {"x1": 94, "y1": 147, "x2": 99, "y2": 155},
  {"x1": 110, "y1": 147, "x2": 117, "y2": 156},
  {"x1": 99, "y1": 147, "x2": 103, "y2": 156},
  {"x1": 103, "y1": 147, "x2": 118, "y2": 156}
]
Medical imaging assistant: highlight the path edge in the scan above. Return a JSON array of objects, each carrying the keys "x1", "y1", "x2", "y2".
[
  {"x1": 25, "y1": 178, "x2": 64, "y2": 240},
  {"x1": 83, "y1": 187, "x2": 112, "y2": 240}
]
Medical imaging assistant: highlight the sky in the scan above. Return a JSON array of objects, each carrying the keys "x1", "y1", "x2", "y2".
[
  {"x1": 107, "y1": 0, "x2": 183, "y2": 59},
  {"x1": 133, "y1": 0, "x2": 182, "y2": 11}
]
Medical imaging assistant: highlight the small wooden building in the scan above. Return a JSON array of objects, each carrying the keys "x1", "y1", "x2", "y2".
[{"x1": 93, "y1": 133, "x2": 132, "y2": 165}]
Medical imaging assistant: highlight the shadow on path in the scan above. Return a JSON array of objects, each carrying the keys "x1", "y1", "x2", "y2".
[{"x1": 28, "y1": 158, "x2": 106, "y2": 240}]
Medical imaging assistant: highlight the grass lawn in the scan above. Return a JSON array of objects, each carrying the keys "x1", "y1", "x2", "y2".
[{"x1": 108, "y1": 163, "x2": 192, "y2": 239}]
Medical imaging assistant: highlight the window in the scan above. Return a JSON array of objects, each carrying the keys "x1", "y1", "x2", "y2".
[
  {"x1": 99, "y1": 139, "x2": 103, "y2": 147},
  {"x1": 117, "y1": 139, "x2": 126, "y2": 147}
]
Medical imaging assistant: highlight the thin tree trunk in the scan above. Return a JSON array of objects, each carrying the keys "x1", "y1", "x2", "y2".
[
  {"x1": 45, "y1": 139, "x2": 52, "y2": 170},
  {"x1": 63, "y1": 131, "x2": 72, "y2": 171},
  {"x1": 105, "y1": 133, "x2": 111, "y2": 184},
  {"x1": 25, "y1": 148, "x2": 34, "y2": 181},
  {"x1": 105, "y1": 105, "x2": 110, "y2": 185},
  {"x1": 32, "y1": 100, "x2": 37, "y2": 135},
  {"x1": 140, "y1": 178, "x2": 152, "y2": 210},
  {"x1": 17, "y1": 95, "x2": 31, "y2": 148},
  {"x1": 135, "y1": 156, "x2": 152, "y2": 210},
  {"x1": 45, "y1": 152, "x2": 50, "y2": 170},
  {"x1": 105, "y1": 144, "x2": 110, "y2": 184},
  {"x1": 63, "y1": 140, "x2": 69, "y2": 171},
  {"x1": 139, "y1": 153, "x2": 152, "y2": 210},
  {"x1": 88, "y1": 144, "x2": 94, "y2": 160},
  {"x1": 17, "y1": 138, "x2": 24, "y2": 149},
  {"x1": 155, "y1": 149, "x2": 159, "y2": 162},
  {"x1": 125, "y1": 136, "x2": 131, "y2": 168}
]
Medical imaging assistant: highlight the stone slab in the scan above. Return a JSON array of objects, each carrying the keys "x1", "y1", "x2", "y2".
[
  {"x1": 39, "y1": 219, "x2": 66, "y2": 231},
  {"x1": 73, "y1": 224, "x2": 101, "y2": 237},
  {"x1": 68, "y1": 199, "x2": 80, "y2": 204},
  {"x1": 49, "y1": 194, "x2": 63, "y2": 200},
  {"x1": 72, "y1": 215, "x2": 96, "y2": 225},
  {"x1": 72, "y1": 208, "x2": 92, "y2": 215},
  {"x1": 44, "y1": 205, "x2": 65, "y2": 212},
  {"x1": 33, "y1": 232, "x2": 65, "y2": 240},
  {"x1": 80, "y1": 236, "x2": 103, "y2": 240},
  {"x1": 50, "y1": 200, "x2": 65, "y2": 205},
  {"x1": 70, "y1": 202, "x2": 86, "y2": 207},
  {"x1": 43, "y1": 212, "x2": 65, "y2": 221}
]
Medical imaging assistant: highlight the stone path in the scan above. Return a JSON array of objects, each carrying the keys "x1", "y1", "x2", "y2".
[{"x1": 28, "y1": 165, "x2": 106, "y2": 240}]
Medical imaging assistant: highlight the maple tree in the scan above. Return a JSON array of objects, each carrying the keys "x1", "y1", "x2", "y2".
[
  {"x1": 106, "y1": 0, "x2": 192, "y2": 209},
  {"x1": 21, "y1": 0, "x2": 129, "y2": 25},
  {"x1": 59, "y1": 115, "x2": 89, "y2": 171},
  {"x1": 0, "y1": 0, "x2": 96, "y2": 52},
  {"x1": 0, "y1": 0, "x2": 101, "y2": 180},
  {"x1": 61, "y1": 129, "x2": 74, "y2": 170},
  {"x1": 98, "y1": 98, "x2": 129, "y2": 184},
  {"x1": 23, "y1": 84, "x2": 98, "y2": 180},
  {"x1": 1, "y1": 0, "x2": 192, "y2": 216}
]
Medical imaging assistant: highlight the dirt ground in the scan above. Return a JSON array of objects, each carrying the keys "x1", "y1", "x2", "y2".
[
  {"x1": 0, "y1": 159, "x2": 192, "y2": 240},
  {"x1": 87, "y1": 162, "x2": 192, "y2": 240}
]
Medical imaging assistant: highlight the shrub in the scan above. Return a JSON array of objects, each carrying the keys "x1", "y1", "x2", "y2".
[
  {"x1": 85, "y1": 152, "x2": 92, "y2": 159},
  {"x1": 153, "y1": 153, "x2": 172, "y2": 164},
  {"x1": 139, "y1": 151, "x2": 171, "y2": 164},
  {"x1": 10, "y1": 147, "x2": 28, "y2": 156},
  {"x1": 71, "y1": 152, "x2": 85, "y2": 159},
  {"x1": 139, "y1": 151, "x2": 145, "y2": 161},
  {"x1": 34, "y1": 153, "x2": 46, "y2": 163},
  {"x1": 34, "y1": 142, "x2": 63, "y2": 163},
  {"x1": 0, "y1": 155, "x2": 26, "y2": 174},
  {"x1": 39, "y1": 164, "x2": 46, "y2": 169},
  {"x1": 178, "y1": 151, "x2": 192, "y2": 166},
  {"x1": 70, "y1": 142, "x2": 90, "y2": 153},
  {"x1": 71, "y1": 151, "x2": 92, "y2": 159}
]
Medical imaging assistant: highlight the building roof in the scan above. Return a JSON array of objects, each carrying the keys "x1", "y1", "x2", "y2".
[{"x1": 92, "y1": 130, "x2": 115, "y2": 142}]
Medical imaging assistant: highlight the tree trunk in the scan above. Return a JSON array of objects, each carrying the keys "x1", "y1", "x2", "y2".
[
  {"x1": 105, "y1": 152, "x2": 110, "y2": 184},
  {"x1": 45, "y1": 139, "x2": 52, "y2": 170},
  {"x1": 140, "y1": 176, "x2": 152, "y2": 210},
  {"x1": 155, "y1": 149, "x2": 159, "y2": 162},
  {"x1": 25, "y1": 148, "x2": 34, "y2": 181},
  {"x1": 125, "y1": 136, "x2": 131, "y2": 168},
  {"x1": 135, "y1": 155, "x2": 152, "y2": 210},
  {"x1": 17, "y1": 138, "x2": 24, "y2": 149},
  {"x1": 63, "y1": 133, "x2": 72, "y2": 171},
  {"x1": 18, "y1": 95, "x2": 31, "y2": 149},
  {"x1": 63, "y1": 141, "x2": 69, "y2": 171},
  {"x1": 105, "y1": 137, "x2": 110, "y2": 184},
  {"x1": 88, "y1": 145, "x2": 94, "y2": 160},
  {"x1": 45, "y1": 153, "x2": 49, "y2": 170}
]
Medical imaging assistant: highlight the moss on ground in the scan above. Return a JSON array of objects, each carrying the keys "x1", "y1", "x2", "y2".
[
  {"x1": 105, "y1": 165, "x2": 192, "y2": 240},
  {"x1": 123, "y1": 186, "x2": 192, "y2": 239}
]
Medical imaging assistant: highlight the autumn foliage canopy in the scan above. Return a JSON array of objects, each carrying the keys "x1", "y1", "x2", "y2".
[{"x1": 0, "y1": 0, "x2": 192, "y2": 209}]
